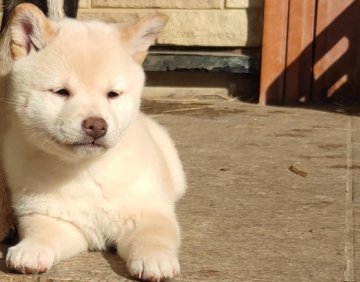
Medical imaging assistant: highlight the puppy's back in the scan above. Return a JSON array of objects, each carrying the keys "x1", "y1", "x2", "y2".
[{"x1": 141, "y1": 114, "x2": 186, "y2": 200}]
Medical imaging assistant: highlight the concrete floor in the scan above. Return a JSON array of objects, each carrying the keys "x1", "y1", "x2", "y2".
[{"x1": 0, "y1": 97, "x2": 358, "y2": 281}]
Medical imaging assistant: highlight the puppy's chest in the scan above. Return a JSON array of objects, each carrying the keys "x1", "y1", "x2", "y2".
[
  {"x1": 16, "y1": 173, "x2": 132, "y2": 250},
  {"x1": 58, "y1": 184, "x2": 124, "y2": 249}
]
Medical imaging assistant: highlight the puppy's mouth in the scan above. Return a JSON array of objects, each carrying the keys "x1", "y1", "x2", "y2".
[
  {"x1": 48, "y1": 135, "x2": 108, "y2": 151},
  {"x1": 71, "y1": 141, "x2": 107, "y2": 148},
  {"x1": 27, "y1": 129, "x2": 110, "y2": 156}
]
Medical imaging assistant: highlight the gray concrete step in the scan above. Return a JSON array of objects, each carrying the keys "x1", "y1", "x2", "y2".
[{"x1": 144, "y1": 48, "x2": 260, "y2": 73}]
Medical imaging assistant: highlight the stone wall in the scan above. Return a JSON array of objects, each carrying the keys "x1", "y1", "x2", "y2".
[{"x1": 1, "y1": 0, "x2": 264, "y2": 47}]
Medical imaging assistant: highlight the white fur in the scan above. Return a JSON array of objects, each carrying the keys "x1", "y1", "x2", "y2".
[{"x1": 3, "y1": 13, "x2": 185, "y2": 281}]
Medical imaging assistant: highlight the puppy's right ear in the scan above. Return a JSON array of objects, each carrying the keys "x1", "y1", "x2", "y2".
[
  {"x1": 121, "y1": 14, "x2": 168, "y2": 64},
  {"x1": 9, "y1": 3, "x2": 58, "y2": 60}
]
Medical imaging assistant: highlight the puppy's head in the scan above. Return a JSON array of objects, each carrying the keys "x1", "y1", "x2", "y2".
[{"x1": 8, "y1": 4, "x2": 167, "y2": 160}]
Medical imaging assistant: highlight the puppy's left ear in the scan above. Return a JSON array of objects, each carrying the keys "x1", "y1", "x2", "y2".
[
  {"x1": 122, "y1": 14, "x2": 168, "y2": 64},
  {"x1": 10, "y1": 3, "x2": 58, "y2": 60}
]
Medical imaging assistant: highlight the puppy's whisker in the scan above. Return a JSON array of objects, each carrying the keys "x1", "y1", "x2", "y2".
[{"x1": 0, "y1": 100, "x2": 23, "y2": 107}]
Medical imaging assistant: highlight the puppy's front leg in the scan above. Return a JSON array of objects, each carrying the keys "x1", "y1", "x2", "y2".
[
  {"x1": 117, "y1": 211, "x2": 181, "y2": 281},
  {"x1": 6, "y1": 214, "x2": 88, "y2": 274}
]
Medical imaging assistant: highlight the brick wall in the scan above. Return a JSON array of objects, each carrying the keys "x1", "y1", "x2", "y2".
[{"x1": 1, "y1": 0, "x2": 264, "y2": 47}]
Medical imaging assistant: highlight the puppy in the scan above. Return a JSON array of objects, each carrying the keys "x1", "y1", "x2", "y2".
[
  {"x1": 0, "y1": 0, "x2": 79, "y2": 241},
  {"x1": 3, "y1": 3, "x2": 186, "y2": 281}
]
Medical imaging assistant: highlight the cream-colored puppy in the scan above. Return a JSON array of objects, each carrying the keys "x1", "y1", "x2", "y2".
[{"x1": 3, "y1": 4, "x2": 186, "y2": 281}]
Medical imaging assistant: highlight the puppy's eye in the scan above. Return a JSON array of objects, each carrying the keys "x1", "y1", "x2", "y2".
[
  {"x1": 107, "y1": 91, "x2": 122, "y2": 99},
  {"x1": 52, "y1": 88, "x2": 70, "y2": 97}
]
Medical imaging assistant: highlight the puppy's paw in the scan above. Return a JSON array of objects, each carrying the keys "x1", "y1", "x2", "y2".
[
  {"x1": 6, "y1": 240, "x2": 56, "y2": 274},
  {"x1": 127, "y1": 247, "x2": 180, "y2": 282}
]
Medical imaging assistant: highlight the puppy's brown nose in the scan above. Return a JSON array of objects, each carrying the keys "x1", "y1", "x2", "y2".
[{"x1": 82, "y1": 117, "x2": 107, "y2": 139}]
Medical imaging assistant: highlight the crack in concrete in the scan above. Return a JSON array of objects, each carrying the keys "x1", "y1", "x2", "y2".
[{"x1": 345, "y1": 115, "x2": 355, "y2": 282}]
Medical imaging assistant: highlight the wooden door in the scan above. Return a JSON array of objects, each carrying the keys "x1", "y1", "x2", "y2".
[{"x1": 259, "y1": 0, "x2": 360, "y2": 104}]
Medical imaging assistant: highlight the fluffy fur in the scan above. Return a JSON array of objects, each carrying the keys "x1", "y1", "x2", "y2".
[{"x1": 2, "y1": 4, "x2": 186, "y2": 281}]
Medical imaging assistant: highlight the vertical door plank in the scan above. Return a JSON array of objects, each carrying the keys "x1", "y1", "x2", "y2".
[
  {"x1": 259, "y1": 0, "x2": 290, "y2": 105},
  {"x1": 284, "y1": 0, "x2": 316, "y2": 104}
]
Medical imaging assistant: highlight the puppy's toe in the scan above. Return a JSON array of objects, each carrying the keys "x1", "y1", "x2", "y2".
[
  {"x1": 127, "y1": 248, "x2": 180, "y2": 281},
  {"x1": 6, "y1": 240, "x2": 55, "y2": 274}
]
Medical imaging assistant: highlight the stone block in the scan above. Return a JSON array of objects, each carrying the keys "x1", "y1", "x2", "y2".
[
  {"x1": 79, "y1": 9, "x2": 263, "y2": 47},
  {"x1": 91, "y1": 0, "x2": 224, "y2": 9},
  {"x1": 226, "y1": 0, "x2": 264, "y2": 8},
  {"x1": 79, "y1": 0, "x2": 90, "y2": 9}
]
